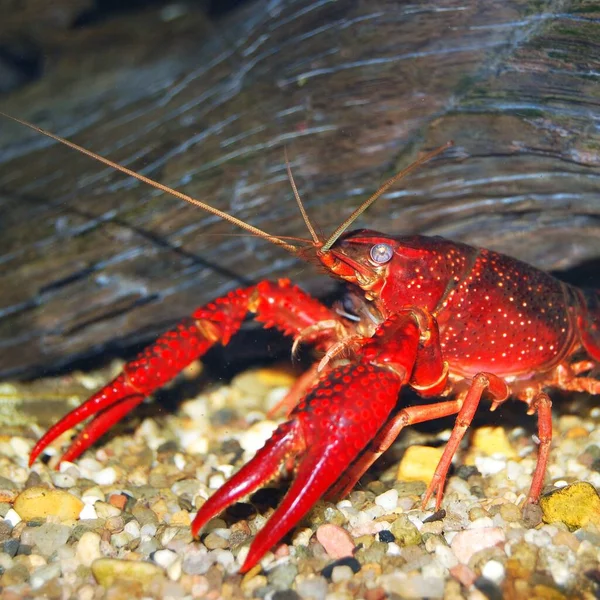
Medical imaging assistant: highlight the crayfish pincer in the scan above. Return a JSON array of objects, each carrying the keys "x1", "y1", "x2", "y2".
[{"x1": 6, "y1": 113, "x2": 599, "y2": 574}]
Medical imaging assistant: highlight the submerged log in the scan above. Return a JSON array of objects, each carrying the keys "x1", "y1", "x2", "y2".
[{"x1": 0, "y1": 0, "x2": 599, "y2": 377}]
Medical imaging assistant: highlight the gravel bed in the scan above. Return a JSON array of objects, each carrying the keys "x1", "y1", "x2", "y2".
[{"x1": 0, "y1": 365, "x2": 599, "y2": 599}]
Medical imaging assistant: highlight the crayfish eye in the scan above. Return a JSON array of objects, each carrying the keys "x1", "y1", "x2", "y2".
[{"x1": 369, "y1": 243, "x2": 394, "y2": 265}]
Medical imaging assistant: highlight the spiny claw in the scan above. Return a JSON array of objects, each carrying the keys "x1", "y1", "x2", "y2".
[{"x1": 191, "y1": 363, "x2": 404, "y2": 573}]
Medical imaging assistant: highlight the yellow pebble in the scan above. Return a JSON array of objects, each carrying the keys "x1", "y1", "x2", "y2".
[
  {"x1": 255, "y1": 367, "x2": 297, "y2": 387},
  {"x1": 91, "y1": 558, "x2": 165, "y2": 590},
  {"x1": 14, "y1": 486, "x2": 84, "y2": 522},
  {"x1": 539, "y1": 481, "x2": 600, "y2": 530},
  {"x1": 464, "y1": 426, "x2": 518, "y2": 465},
  {"x1": 564, "y1": 426, "x2": 589, "y2": 440},
  {"x1": 397, "y1": 446, "x2": 444, "y2": 483}
]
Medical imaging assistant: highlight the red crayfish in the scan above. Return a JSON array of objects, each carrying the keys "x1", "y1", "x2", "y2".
[{"x1": 5, "y1": 114, "x2": 600, "y2": 574}]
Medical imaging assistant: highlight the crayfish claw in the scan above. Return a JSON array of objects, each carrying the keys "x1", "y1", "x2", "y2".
[{"x1": 192, "y1": 362, "x2": 405, "y2": 573}]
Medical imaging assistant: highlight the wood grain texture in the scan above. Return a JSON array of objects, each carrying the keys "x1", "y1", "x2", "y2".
[{"x1": 0, "y1": 0, "x2": 599, "y2": 377}]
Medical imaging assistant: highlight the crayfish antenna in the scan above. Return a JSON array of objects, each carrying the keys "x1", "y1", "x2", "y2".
[{"x1": 0, "y1": 112, "x2": 298, "y2": 255}]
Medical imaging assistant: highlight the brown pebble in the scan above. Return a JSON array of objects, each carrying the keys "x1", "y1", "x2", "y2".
[
  {"x1": 109, "y1": 494, "x2": 128, "y2": 510},
  {"x1": 316, "y1": 524, "x2": 355, "y2": 559},
  {"x1": 0, "y1": 490, "x2": 17, "y2": 503},
  {"x1": 522, "y1": 503, "x2": 543, "y2": 528}
]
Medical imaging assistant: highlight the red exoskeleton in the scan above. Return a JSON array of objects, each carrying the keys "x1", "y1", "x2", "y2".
[{"x1": 5, "y1": 114, "x2": 600, "y2": 574}]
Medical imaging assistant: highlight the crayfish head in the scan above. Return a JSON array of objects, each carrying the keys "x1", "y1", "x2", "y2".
[
  {"x1": 316, "y1": 228, "x2": 396, "y2": 300},
  {"x1": 317, "y1": 229, "x2": 474, "y2": 315}
]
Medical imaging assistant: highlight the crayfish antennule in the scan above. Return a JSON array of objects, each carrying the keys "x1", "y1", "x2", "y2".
[{"x1": 284, "y1": 148, "x2": 320, "y2": 245}]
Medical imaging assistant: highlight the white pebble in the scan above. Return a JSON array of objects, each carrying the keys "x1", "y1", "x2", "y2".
[
  {"x1": 482, "y1": 559, "x2": 505, "y2": 585},
  {"x1": 51, "y1": 472, "x2": 76, "y2": 489},
  {"x1": 211, "y1": 549, "x2": 234, "y2": 569},
  {"x1": 387, "y1": 542, "x2": 402, "y2": 556},
  {"x1": 216, "y1": 464, "x2": 234, "y2": 478},
  {"x1": 141, "y1": 523, "x2": 157, "y2": 538},
  {"x1": 469, "y1": 517, "x2": 495, "y2": 529},
  {"x1": 331, "y1": 565, "x2": 354, "y2": 582},
  {"x1": 111, "y1": 532, "x2": 134, "y2": 548},
  {"x1": 524, "y1": 529, "x2": 553, "y2": 547},
  {"x1": 10, "y1": 437, "x2": 31, "y2": 457},
  {"x1": 79, "y1": 504, "x2": 98, "y2": 520},
  {"x1": 94, "y1": 467, "x2": 117, "y2": 486},
  {"x1": 475, "y1": 455, "x2": 506, "y2": 475},
  {"x1": 184, "y1": 436, "x2": 209, "y2": 455},
  {"x1": 174, "y1": 453, "x2": 186, "y2": 471},
  {"x1": 435, "y1": 545, "x2": 458, "y2": 569},
  {"x1": 124, "y1": 520, "x2": 140, "y2": 538},
  {"x1": 363, "y1": 505, "x2": 385, "y2": 520},
  {"x1": 4, "y1": 509, "x2": 22, "y2": 527},
  {"x1": 153, "y1": 548, "x2": 178, "y2": 569},
  {"x1": 238, "y1": 421, "x2": 277, "y2": 455},
  {"x1": 59, "y1": 461, "x2": 80, "y2": 475},
  {"x1": 167, "y1": 557, "x2": 183, "y2": 581},
  {"x1": 78, "y1": 458, "x2": 102, "y2": 474},
  {"x1": 81, "y1": 487, "x2": 104, "y2": 505},
  {"x1": 208, "y1": 474, "x2": 225, "y2": 489},
  {"x1": 505, "y1": 460, "x2": 524, "y2": 481},
  {"x1": 375, "y1": 489, "x2": 399, "y2": 512},
  {"x1": 76, "y1": 532, "x2": 102, "y2": 567},
  {"x1": 236, "y1": 546, "x2": 249, "y2": 567},
  {"x1": 297, "y1": 575, "x2": 328, "y2": 600},
  {"x1": 30, "y1": 563, "x2": 61, "y2": 590}
]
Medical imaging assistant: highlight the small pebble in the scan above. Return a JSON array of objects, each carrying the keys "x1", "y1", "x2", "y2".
[
  {"x1": 451, "y1": 527, "x2": 506, "y2": 564},
  {"x1": 94, "y1": 502, "x2": 122, "y2": 520},
  {"x1": 4, "y1": 508, "x2": 22, "y2": 527},
  {"x1": 93, "y1": 467, "x2": 118, "y2": 486},
  {"x1": 397, "y1": 446, "x2": 444, "y2": 483},
  {"x1": 316, "y1": 524, "x2": 355, "y2": 559},
  {"x1": 29, "y1": 523, "x2": 70, "y2": 556},
  {"x1": 469, "y1": 427, "x2": 518, "y2": 458},
  {"x1": 79, "y1": 503, "x2": 97, "y2": 520},
  {"x1": 481, "y1": 559, "x2": 505, "y2": 585},
  {"x1": 374, "y1": 489, "x2": 398, "y2": 512},
  {"x1": 296, "y1": 575, "x2": 328, "y2": 600},
  {"x1": 76, "y1": 532, "x2": 102, "y2": 567},
  {"x1": 321, "y1": 556, "x2": 360, "y2": 580},
  {"x1": 14, "y1": 487, "x2": 84, "y2": 522},
  {"x1": 539, "y1": 482, "x2": 600, "y2": 530},
  {"x1": 91, "y1": 557, "x2": 165, "y2": 589},
  {"x1": 153, "y1": 548, "x2": 178, "y2": 569},
  {"x1": 331, "y1": 565, "x2": 354, "y2": 583},
  {"x1": 378, "y1": 530, "x2": 395, "y2": 543},
  {"x1": 203, "y1": 531, "x2": 229, "y2": 550}
]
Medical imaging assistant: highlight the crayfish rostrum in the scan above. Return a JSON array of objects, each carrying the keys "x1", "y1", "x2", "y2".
[{"x1": 5, "y1": 113, "x2": 599, "y2": 573}]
